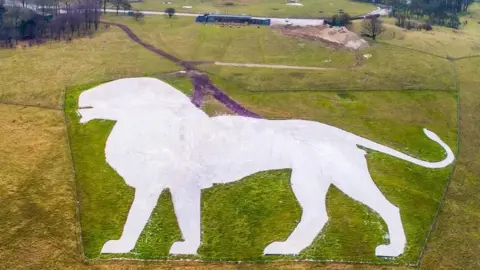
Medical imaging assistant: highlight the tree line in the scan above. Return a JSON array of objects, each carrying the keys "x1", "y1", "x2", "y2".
[
  {"x1": 0, "y1": 0, "x2": 143, "y2": 47},
  {"x1": 354, "y1": 0, "x2": 475, "y2": 28}
]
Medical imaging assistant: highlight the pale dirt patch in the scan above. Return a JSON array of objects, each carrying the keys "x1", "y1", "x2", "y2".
[{"x1": 273, "y1": 25, "x2": 369, "y2": 50}]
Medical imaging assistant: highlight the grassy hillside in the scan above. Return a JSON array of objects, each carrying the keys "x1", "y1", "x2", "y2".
[
  {"x1": 0, "y1": 27, "x2": 179, "y2": 109},
  {"x1": 1, "y1": 4, "x2": 479, "y2": 269},
  {"x1": 104, "y1": 15, "x2": 357, "y2": 68},
  {"x1": 104, "y1": 15, "x2": 456, "y2": 91}
]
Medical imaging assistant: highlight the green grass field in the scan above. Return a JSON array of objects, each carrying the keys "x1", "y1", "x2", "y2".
[
  {"x1": 104, "y1": 15, "x2": 357, "y2": 68},
  {"x1": 1, "y1": 4, "x2": 480, "y2": 269},
  {"x1": 65, "y1": 76, "x2": 457, "y2": 264},
  {"x1": 131, "y1": 0, "x2": 376, "y2": 18},
  {"x1": 104, "y1": 15, "x2": 457, "y2": 91},
  {"x1": 0, "y1": 27, "x2": 179, "y2": 109}
]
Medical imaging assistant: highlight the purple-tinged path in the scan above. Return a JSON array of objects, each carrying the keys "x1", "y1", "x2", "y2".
[{"x1": 101, "y1": 21, "x2": 261, "y2": 118}]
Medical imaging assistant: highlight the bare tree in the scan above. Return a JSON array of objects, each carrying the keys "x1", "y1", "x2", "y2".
[
  {"x1": 133, "y1": 10, "x2": 143, "y2": 21},
  {"x1": 165, "y1": 7, "x2": 175, "y2": 18},
  {"x1": 0, "y1": 0, "x2": 101, "y2": 46},
  {"x1": 102, "y1": 0, "x2": 107, "y2": 14},
  {"x1": 361, "y1": 17, "x2": 384, "y2": 40},
  {"x1": 121, "y1": 1, "x2": 131, "y2": 13}
]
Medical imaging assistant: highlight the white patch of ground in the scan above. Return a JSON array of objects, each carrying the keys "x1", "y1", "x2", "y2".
[
  {"x1": 286, "y1": 3, "x2": 303, "y2": 6},
  {"x1": 78, "y1": 78, "x2": 454, "y2": 257},
  {"x1": 182, "y1": 5, "x2": 192, "y2": 8}
]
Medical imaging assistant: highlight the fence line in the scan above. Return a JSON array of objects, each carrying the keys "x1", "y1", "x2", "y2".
[{"x1": 415, "y1": 60, "x2": 462, "y2": 268}]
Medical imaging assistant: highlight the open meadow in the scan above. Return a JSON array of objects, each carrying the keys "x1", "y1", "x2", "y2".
[
  {"x1": 104, "y1": 15, "x2": 457, "y2": 91},
  {"x1": 1, "y1": 4, "x2": 479, "y2": 269}
]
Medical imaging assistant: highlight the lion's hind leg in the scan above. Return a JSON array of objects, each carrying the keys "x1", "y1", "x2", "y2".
[
  {"x1": 334, "y1": 152, "x2": 406, "y2": 257},
  {"x1": 264, "y1": 166, "x2": 330, "y2": 255}
]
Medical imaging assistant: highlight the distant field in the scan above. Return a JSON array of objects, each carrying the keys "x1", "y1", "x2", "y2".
[
  {"x1": 372, "y1": 3, "x2": 480, "y2": 58},
  {"x1": 131, "y1": 0, "x2": 376, "y2": 18},
  {"x1": 103, "y1": 15, "x2": 357, "y2": 68},
  {"x1": 0, "y1": 27, "x2": 179, "y2": 109},
  {"x1": 103, "y1": 15, "x2": 456, "y2": 91},
  {"x1": 200, "y1": 43, "x2": 456, "y2": 91}
]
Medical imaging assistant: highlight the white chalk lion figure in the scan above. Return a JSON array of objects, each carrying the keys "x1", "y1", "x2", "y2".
[{"x1": 78, "y1": 78, "x2": 454, "y2": 257}]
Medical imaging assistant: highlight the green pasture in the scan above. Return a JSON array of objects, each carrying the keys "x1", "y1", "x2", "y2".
[
  {"x1": 103, "y1": 15, "x2": 357, "y2": 68},
  {"x1": 200, "y1": 42, "x2": 456, "y2": 91},
  {"x1": 65, "y1": 76, "x2": 457, "y2": 264},
  {"x1": 104, "y1": 15, "x2": 457, "y2": 91}
]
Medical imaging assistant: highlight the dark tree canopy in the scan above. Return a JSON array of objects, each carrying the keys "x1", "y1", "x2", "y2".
[
  {"x1": 165, "y1": 7, "x2": 175, "y2": 18},
  {"x1": 133, "y1": 10, "x2": 144, "y2": 21},
  {"x1": 0, "y1": 0, "x2": 101, "y2": 47},
  {"x1": 354, "y1": 0, "x2": 474, "y2": 28}
]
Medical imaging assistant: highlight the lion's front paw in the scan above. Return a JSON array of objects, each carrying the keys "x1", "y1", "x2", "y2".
[
  {"x1": 375, "y1": 244, "x2": 404, "y2": 257},
  {"x1": 263, "y1": 241, "x2": 301, "y2": 255},
  {"x1": 101, "y1": 239, "x2": 135, "y2": 254},
  {"x1": 169, "y1": 241, "x2": 199, "y2": 255}
]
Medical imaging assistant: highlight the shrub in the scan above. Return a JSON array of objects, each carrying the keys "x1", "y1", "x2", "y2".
[{"x1": 133, "y1": 10, "x2": 144, "y2": 21}]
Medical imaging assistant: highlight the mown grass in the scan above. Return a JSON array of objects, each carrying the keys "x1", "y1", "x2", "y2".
[
  {"x1": 200, "y1": 42, "x2": 456, "y2": 91},
  {"x1": 0, "y1": 105, "x2": 81, "y2": 269},
  {"x1": 66, "y1": 75, "x2": 456, "y2": 264},
  {"x1": 0, "y1": 27, "x2": 179, "y2": 109},
  {"x1": 103, "y1": 15, "x2": 357, "y2": 68},
  {"x1": 131, "y1": 0, "x2": 376, "y2": 18}
]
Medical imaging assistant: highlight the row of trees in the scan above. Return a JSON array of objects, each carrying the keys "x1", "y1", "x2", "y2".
[
  {"x1": 0, "y1": 0, "x2": 104, "y2": 47},
  {"x1": 354, "y1": 0, "x2": 475, "y2": 28},
  {"x1": 0, "y1": 0, "x2": 153, "y2": 47}
]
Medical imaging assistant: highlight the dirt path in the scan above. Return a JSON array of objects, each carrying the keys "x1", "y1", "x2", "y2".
[
  {"x1": 213, "y1": 62, "x2": 334, "y2": 70},
  {"x1": 101, "y1": 21, "x2": 261, "y2": 118}
]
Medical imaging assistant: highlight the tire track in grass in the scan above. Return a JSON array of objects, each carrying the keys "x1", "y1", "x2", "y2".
[{"x1": 101, "y1": 21, "x2": 261, "y2": 118}]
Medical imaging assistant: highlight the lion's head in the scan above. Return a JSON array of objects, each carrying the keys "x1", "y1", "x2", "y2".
[{"x1": 78, "y1": 77, "x2": 206, "y2": 123}]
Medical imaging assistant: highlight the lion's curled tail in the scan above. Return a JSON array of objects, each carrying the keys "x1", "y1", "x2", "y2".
[{"x1": 356, "y1": 128, "x2": 455, "y2": 169}]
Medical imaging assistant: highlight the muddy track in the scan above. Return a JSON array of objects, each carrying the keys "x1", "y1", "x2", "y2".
[{"x1": 101, "y1": 21, "x2": 261, "y2": 118}]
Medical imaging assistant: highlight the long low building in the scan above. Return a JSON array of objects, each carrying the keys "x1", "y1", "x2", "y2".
[{"x1": 195, "y1": 14, "x2": 271, "y2": 26}]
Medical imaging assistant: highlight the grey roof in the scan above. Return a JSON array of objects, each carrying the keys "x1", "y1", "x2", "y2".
[{"x1": 207, "y1": 14, "x2": 252, "y2": 19}]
